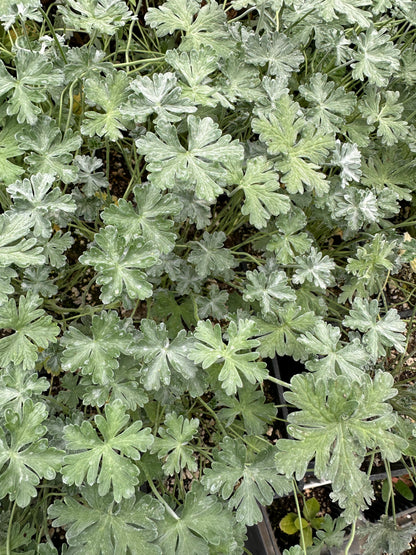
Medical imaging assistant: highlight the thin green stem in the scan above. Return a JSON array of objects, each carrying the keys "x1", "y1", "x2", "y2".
[
  {"x1": 344, "y1": 519, "x2": 356, "y2": 555},
  {"x1": 6, "y1": 501, "x2": 17, "y2": 555}
]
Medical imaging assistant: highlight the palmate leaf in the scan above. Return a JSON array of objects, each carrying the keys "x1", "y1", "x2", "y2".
[
  {"x1": 189, "y1": 319, "x2": 267, "y2": 395},
  {"x1": 134, "y1": 319, "x2": 198, "y2": 391},
  {"x1": 329, "y1": 187, "x2": 379, "y2": 233},
  {"x1": 359, "y1": 87, "x2": 409, "y2": 146},
  {"x1": 276, "y1": 372, "x2": 407, "y2": 522},
  {"x1": 16, "y1": 116, "x2": 82, "y2": 184},
  {"x1": 331, "y1": 140, "x2": 362, "y2": 187},
  {"x1": 217, "y1": 56, "x2": 262, "y2": 104},
  {"x1": 0, "y1": 0, "x2": 41, "y2": 30},
  {"x1": 229, "y1": 156, "x2": 290, "y2": 229},
  {"x1": 316, "y1": 0, "x2": 372, "y2": 27},
  {"x1": 62, "y1": 400, "x2": 154, "y2": 502},
  {"x1": 352, "y1": 26, "x2": 400, "y2": 87},
  {"x1": 74, "y1": 154, "x2": 108, "y2": 196},
  {"x1": 343, "y1": 298, "x2": 406, "y2": 361},
  {"x1": 145, "y1": 0, "x2": 234, "y2": 57},
  {"x1": 7, "y1": 173, "x2": 76, "y2": 238},
  {"x1": 81, "y1": 71, "x2": 131, "y2": 141},
  {"x1": 255, "y1": 303, "x2": 320, "y2": 361},
  {"x1": 102, "y1": 183, "x2": 181, "y2": 254},
  {"x1": 202, "y1": 438, "x2": 291, "y2": 525},
  {"x1": 188, "y1": 231, "x2": 236, "y2": 279},
  {"x1": 58, "y1": 0, "x2": 132, "y2": 36},
  {"x1": 61, "y1": 311, "x2": 134, "y2": 385},
  {"x1": 0, "y1": 118, "x2": 24, "y2": 185},
  {"x1": 293, "y1": 247, "x2": 336, "y2": 290},
  {"x1": 151, "y1": 413, "x2": 199, "y2": 475},
  {"x1": 0, "y1": 400, "x2": 63, "y2": 507},
  {"x1": 156, "y1": 482, "x2": 240, "y2": 555},
  {"x1": 48, "y1": 486, "x2": 163, "y2": 555},
  {"x1": 0, "y1": 293, "x2": 59, "y2": 371},
  {"x1": 196, "y1": 284, "x2": 229, "y2": 320},
  {"x1": 0, "y1": 213, "x2": 44, "y2": 268},
  {"x1": 243, "y1": 31, "x2": 303, "y2": 78},
  {"x1": 0, "y1": 50, "x2": 63, "y2": 125},
  {"x1": 0, "y1": 364, "x2": 49, "y2": 412},
  {"x1": 298, "y1": 320, "x2": 369, "y2": 381},
  {"x1": 136, "y1": 115, "x2": 243, "y2": 202},
  {"x1": 243, "y1": 268, "x2": 296, "y2": 314},
  {"x1": 299, "y1": 73, "x2": 356, "y2": 134},
  {"x1": 40, "y1": 231, "x2": 74, "y2": 268},
  {"x1": 360, "y1": 515, "x2": 416, "y2": 555},
  {"x1": 266, "y1": 209, "x2": 312, "y2": 264},
  {"x1": 79, "y1": 225, "x2": 159, "y2": 304},
  {"x1": 121, "y1": 72, "x2": 196, "y2": 124},
  {"x1": 252, "y1": 95, "x2": 334, "y2": 196}
]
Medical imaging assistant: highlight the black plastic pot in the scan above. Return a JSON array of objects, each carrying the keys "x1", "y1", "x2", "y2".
[{"x1": 245, "y1": 504, "x2": 281, "y2": 555}]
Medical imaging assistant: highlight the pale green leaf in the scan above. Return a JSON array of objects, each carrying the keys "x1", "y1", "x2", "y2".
[
  {"x1": 0, "y1": 213, "x2": 44, "y2": 268},
  {"x1": 58, "y1": 0, "x2": 132, "y2": 36},
  {"x1": 188, "y1": 231, "x2": 236, "y2": 279},
  {"x1": 243, "y1": 268, "x2": 296, "y2": 314}
]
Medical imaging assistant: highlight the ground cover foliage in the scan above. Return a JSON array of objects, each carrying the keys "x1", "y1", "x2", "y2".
[{"x1": 1, "y1": 0, "x2": 416, "y2": 553}]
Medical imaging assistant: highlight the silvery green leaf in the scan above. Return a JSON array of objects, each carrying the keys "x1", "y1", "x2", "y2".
[
  {"x1": 0, "y1": 51, "x2": 63, "y2": 124},
  {"x1": 188, "y1": 231, "x2": 236, "y2": 279},
  {"x1": 359, "y1": 87, "x2": 408, "y2": 146},
  {"x1": 361, "y1": 149, "x2": 415, "y2": 201},
  {"x1": 298, "y1": 321, "x2": 369, "y2": 381},
  {"x1": 146, "y1": 0, "x2": 234, "y2": 57},
  {"x1": 174, "y1": 190, "x2": 211, "y2": 229},
  {"x1": 243, "y1": 268, "x2": 296, "y2": 314},
  {"x1": 293, "y1": 247, "x2": 336, "y2": 289},
  {"x1": 121, "y1": 72, "x2": 196, "y2": 124},
  {"x1": 74, "y1": 155, "x2": 108, "y2": 196},
  {"x1": 0, "y1": 118, "x2": 24, "y2": 185},
  {"x1": 314, "y1": 28, "x2": 353, "y2": 65},
  {"x1": 16, "y1": 116, "x2": 82, "y2": 183},
  {"x1": 79, "y1": 225, "x2": 159, "y2": 304},
  {"x1": 360, "y1": 515, "x2": 415, "y2": 555},
  {"x1": 58, "y1": 0, "x2": 133, "y2": 36},
  {"x1": 217, "y1": 56, "x2": 262, "y2": 103},
  {"x1": 331, "y1": 140, "x2": 361, "y2": 187},
  {"x1": 102, "y1": 183, "x2": 181, "y2": 253},
  {"x1": 21, "y1": 267, "x2": 58, "y2": 297},
  {"x1": 40, "y1": 231, "x2": 74, "y2": 268},
  {"x1": 196, "y1": 284, "x2": 229, "y2": 320},
  {"x1": 0, "y1": 365, "x2": 49, "y2": 412},
  {"x1": 254, "y1": 75, "x2": 289, "y2": 116},
  {"x1": 266, "y1": 209, "x2": 312, "y2": 264},
  {"x1": 243, "y1": 31, "x2": 303, "y2": 77},
  {"x1": 351, "y1": 26, "x2": 400, "y2": 86},
  {"x1": 0, "y1": 267, "x2": 16, "y2": 305},
  {"x1": 299, "y1": 73, "x2": 356, "y2": 134},
  {"x1": 316, "y1": 0, "x2": 372, "y2": 27},
  {"x1": 136, "y1": 116, "x2": 243, "y2": 202},
  {"x1": 229, "y1": 156, "x2": 290, "y2": 229},
  {"x1": 64, "y1": 45, "x2": 113, "y2": 82},
  {"x1": 0, "y1": 213, "x2": 44, "y2": 268},
  {"x1": 330, "y1": 186, "x2": 378, "y2": 232},
  {"x1": 7, "y1": 173, "x2": 76, "y2": 238},
  {"x1": 0, "y1": 0, "x2": 41, "y2": 30},
  {"x1": 343, "y1": 298, "x2": 406, "y2": 361},
  {"x1": 81, "y1": 71, "x2": 131, "y2": 141}
]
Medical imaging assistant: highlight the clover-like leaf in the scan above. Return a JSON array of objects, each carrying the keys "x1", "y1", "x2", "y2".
[
  {"x1": 79, "y1": 225, "x2": 159, "y2": 304},
  {"x1": 0, "y1": 400, "x2": 63, "y2": 507},
  {"x1": 275, "y1": 372, "x2": 406, "y2": 522},
  {"x1": 134, "y1": 320, "x2": 198, "y2": 391},
  {"x1": 136, "y1": 115, "x2": 243, "y2": 202},
  {"x1": 61, "y1": 311, "x2": 134, "y2": 385},
  {"x1": 202, "y1": 438, "x2": 291, "y2": 525},
  {"x1": 343, "y1": 298, "x2": 406, "y2": 361},
  {"x1": 102, "y1": 183, "x2": 181, "y2": 253},
  {"x1": 7, "y1": 173, "x2": 76, "y2": 238},
  {"x1": 252, "y1": 95, "x2": 334, "y2": 195},
  {"x1": 16, "y1": 116, "x2": 82, "y2": 183},
  {"x1": 48, "y1": 486, "x2": 163, "y2": 555},
  {"x1": 229, "y1": 156, "x2": 290, "y2": 229},
  {"x1": 155, "y1": 482, "x2": 239, "y2": 555},
  {"x1": 62, "y1": 400, "x2": 154, "y2": 502},
  {"x1": 151, "y1": 413, "x2": 199, "y2": 475},
  {"x1": 0, "y1": 293, "x2": 59, "y2": 371},
  {"x1": 189, "y1": 319, "x2": 267, "y2": 395}
]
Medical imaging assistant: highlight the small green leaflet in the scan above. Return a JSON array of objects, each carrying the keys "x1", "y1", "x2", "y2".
[
  {"x1": 0, "y1": 212, "x2": 44, "y2": 268},
  {"x1": 275, "y1": 372, "x2": 406, "y2": 522},
  {"x1": 202, "y1": 438, "x2": 292, "y2": 525},
  {"x1": 343, "y1": 298, "x2": 406, "y2": 361},
  {"x1": 136, "y1": 115, "x2": 243, "y2": 202},
  {"x1": 7, "y1": 173, "x2": 76, "y2": 238},
  {"x1": 188, "y1": 231, "x2": 236, "y2": 279},
  {"x1": 0, "y1": 400, "x2": 63, "y2": 507},
  {"x1": 134, "y1": 320, "x2": 198, "y2": 391},
  {"x1": 189, "y1": 319, "x2": 267, "y2": 395},
  {"x1": 0, "y1": 293, "x2": 59, "y2": 371},
  {"x1": 155, "y1": 482, "x2": 239, "y2": 555},
  {"x1": 81, "y1": 70, "x2": 131, "y2": 141},
  {"x1": 61, "y1": 311, "x2": 134, "y2": 385},
  {"x1": 48, "y1": 486, "x2": 163, "y2": 555},
  {"x1": 62, "y1": 400, "x2": 154, "y2": 502},
  {"x1": 252, "y1": 95, "x2": 334, "y2": 195},
  {"x1": 102, "y1": 183, "x2": 181, "y2": 254},
  {"x1": 79, "y1": 225, "x2": 159, "y2": 304},
  {"x1": 298, "y1": 320, "x2": 369, "y2": 381},
  {"x1": 228, "y1": 156, "x2": 290, "y2": 229},
  {"x1": 151, "y1": 413, "x2": 199, "y2": 475},
  {"x1": 16, "y1": 116, "x2": 82, "y2": 183},
  {"x1": 121, "y1": 72, "x2": 196, "y2": 124},
  {"x1": 58, "y1": 0, "x2": 133, "y2": 36}
]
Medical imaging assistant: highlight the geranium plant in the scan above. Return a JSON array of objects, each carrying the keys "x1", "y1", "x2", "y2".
[{"x1": 1, "y1": 0, "x2": 416, "y2": 553}]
